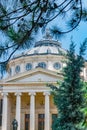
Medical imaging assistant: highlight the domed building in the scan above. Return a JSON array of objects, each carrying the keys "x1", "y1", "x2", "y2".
[{"x1": 0, "y1": 34, "x2": 87, "y2": 130}]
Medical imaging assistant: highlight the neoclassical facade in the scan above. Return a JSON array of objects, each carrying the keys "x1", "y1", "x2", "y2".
[{"x1": 0, "y1": 36, "x2": 87, "y2": 130}]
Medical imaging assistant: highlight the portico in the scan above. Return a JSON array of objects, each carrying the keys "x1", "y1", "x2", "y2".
[
  {"x1": 1, "y1": 90, "x2": 54, "y2": 130},
  {"x1": 0, "y1": 67, "x2": 60, "y2": 130},
  {"x1": 0, "y1": 67, "x2": 62, "y2": 130}
]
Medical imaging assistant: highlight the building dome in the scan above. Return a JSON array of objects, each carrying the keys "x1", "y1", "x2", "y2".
[
  {"x1": 8, "y1": 36, "x2": 67, "y2": 77},
  {"x1": 13, "y1": 38, "x2": 66, "y2": 59},
  {"x1": 13, "y1": 29, "x2": 66, "y2": 59},
  {"x1": 24, "y1": 39, "x2": 66, "y2": 56}
]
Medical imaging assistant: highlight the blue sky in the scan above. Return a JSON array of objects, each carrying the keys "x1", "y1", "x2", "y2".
[
  {"x1": 37, "y1": 21, "x2": 87, "y2": 59},
  {"x1": 60, "y1": 22, "x2": 87, "y2": 56},
  {"x1": 60, "y1": 22, "x2": 87, "y2": 59}
]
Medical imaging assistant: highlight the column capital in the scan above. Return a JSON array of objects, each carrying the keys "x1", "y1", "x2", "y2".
[
  {"x1": 43, "y1": 91, "x2": 50, "y2": 96},
  {"x1": 28, "y1": 92, "x2": 36, "y2": 96},
  {"x1": 15, "y1": 92, "x2": 22, "y2": 96},
  {"x1": 1, "y1": 92, "x2": 8, "y2": 97}
]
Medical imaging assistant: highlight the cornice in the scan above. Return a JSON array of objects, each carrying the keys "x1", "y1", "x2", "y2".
[
  {"x1": 8, "y1": 54, "x2": 66, "y2": 66},
  {"x1": 3, "y1": 68, "x2": 63, "y2": 82},
  {"x1": 0, "y1": 81, "x2": 57, "y2": 86}
]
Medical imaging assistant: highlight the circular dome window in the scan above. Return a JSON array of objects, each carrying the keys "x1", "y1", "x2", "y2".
[
  {"x1": 54, "y1": 62, "x2": 61, "y2": 70},
  {"x1": 26, "y1": 63, "x2": 32, "y2": 71},
  {"x1": 38, "y1": 62, "x2": 46, "y2": 69},
  {"x1": 15, "y1": 65, "x2": 20, "y2": 73}
]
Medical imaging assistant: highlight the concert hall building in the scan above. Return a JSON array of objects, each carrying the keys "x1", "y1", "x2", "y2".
[{"x1": 0, "y1": 34, "x2": 87, "y2": 130}]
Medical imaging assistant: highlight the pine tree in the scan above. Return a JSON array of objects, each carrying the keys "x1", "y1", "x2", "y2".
[
  {"x1": 80, "y1": 82, "x2": 87, "y2": 129},
  {"x1": 50, "y1": 39, "x2": 87, "y2": 130}
]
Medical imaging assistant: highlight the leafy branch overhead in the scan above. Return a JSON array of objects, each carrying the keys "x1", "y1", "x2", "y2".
[{"x1": 0, "y1": 0, "x2": 87, "y2": 75}]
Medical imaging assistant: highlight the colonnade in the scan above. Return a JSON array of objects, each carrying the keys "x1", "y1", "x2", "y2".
[{"x1": 1, "y1": 92, "x2": 50, "y2": 130}]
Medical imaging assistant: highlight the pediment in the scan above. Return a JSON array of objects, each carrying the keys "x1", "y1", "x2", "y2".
[{"x1": 5, "y1": 68, "x2": 63, "y2": 83}]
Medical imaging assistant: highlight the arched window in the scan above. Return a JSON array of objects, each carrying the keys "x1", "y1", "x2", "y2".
[
  {"x1": 34, "y1": 50, "x2": 38, "y2": 54},
  {"x1": 38, "y1": 62, "x2": 46, "y2": 69},
  {"x1": 47, "y1": 48, "x2": 51, "y2": 54},
  {"x1": 54, "y1": 62, "x2": 61, "y2": 70},
  {"x1": 26, "y1": 63, "x2": 32, "y2": 71},
  {"x1": 15, "y1": 65, "x2": 20, "y2": 73}
]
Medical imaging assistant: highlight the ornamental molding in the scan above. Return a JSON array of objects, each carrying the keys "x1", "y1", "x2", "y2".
[
  {"x1": 8, "y1": 54, "x2": 66, "y2": 65},
  {"x1": 0, "y1": 81, "x2": 57, "y2": 86},
  {"x1": 1, "y1": 86, "x2": 51, "y2": 93}
]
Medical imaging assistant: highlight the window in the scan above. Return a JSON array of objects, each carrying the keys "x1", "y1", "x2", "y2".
[
  {"x1": 53, "y1": 62, "x2": 61, "y2": 70},
  {"x1": 15, "y1": 65, "x2": 20, "y2": 73},
  {"x1": 26, "y1": 63, "x2": 32, "y2": 71},
  {"x1": 47, "y1": 48, "x2": 51, "y2": 54},
  {"x1": 0, "y1": 99, "x2": 3, "y2": 126},
  {"x1": 38, "y1": 62, "x2": 46, "y2": 69},
  {"x1": 38, "y1": 114, "x2": 44, "y2": 130},
  {"x1": 25, "y1": 114, "x2": 30, "y2": 130},
  {"x1": 34, "y1": 50, "x2": 38, "y2": 54}
]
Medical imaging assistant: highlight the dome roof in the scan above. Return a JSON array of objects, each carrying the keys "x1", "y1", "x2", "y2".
[
  {"x1": 12, "y1": 38, "x2": 66, "y2": 59},
  {"x1": 24, "y1": 39, "x2": 66, "y2": 56},
  {"x1": 8, "y1": 37, "x2": 67, "y2": 77}
]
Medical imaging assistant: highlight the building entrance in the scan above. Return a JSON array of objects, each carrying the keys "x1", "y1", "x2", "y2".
[
  {"x1": 25, "y1": 114, "x2": 30, "y2": 130},
  {"x1": 38, "y1": 114, "x2": 44, "y2": 130},
  {"x1": 25, "y1": 114, "x2": 44, "y2": 130}
]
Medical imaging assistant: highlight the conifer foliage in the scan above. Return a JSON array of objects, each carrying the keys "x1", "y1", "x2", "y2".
[{"x1": 50, "y1": 39, "x2": 87, "y2": 130}]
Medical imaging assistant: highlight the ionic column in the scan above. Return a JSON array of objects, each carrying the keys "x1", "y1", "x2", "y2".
[
  {"x1": 2, "y1": 92, "x2": 8, "y2": 130},
  {"x1": 15, "y1": 93, "x2": 21, "y2": 130},
  {"x1": 29, "y1": 92, "x2": 36, "y2": 130},
  {"x1": 44, "y1": 92, "x2": 50, "y2": 130}
]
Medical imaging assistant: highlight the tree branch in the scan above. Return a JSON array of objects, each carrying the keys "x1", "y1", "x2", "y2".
[
  {"x1": 0, "y1": 44, "x2": 20, "y2": 64},
  {"x1": 0, "y1": 43, "x2": 17, "y2": 51}
]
